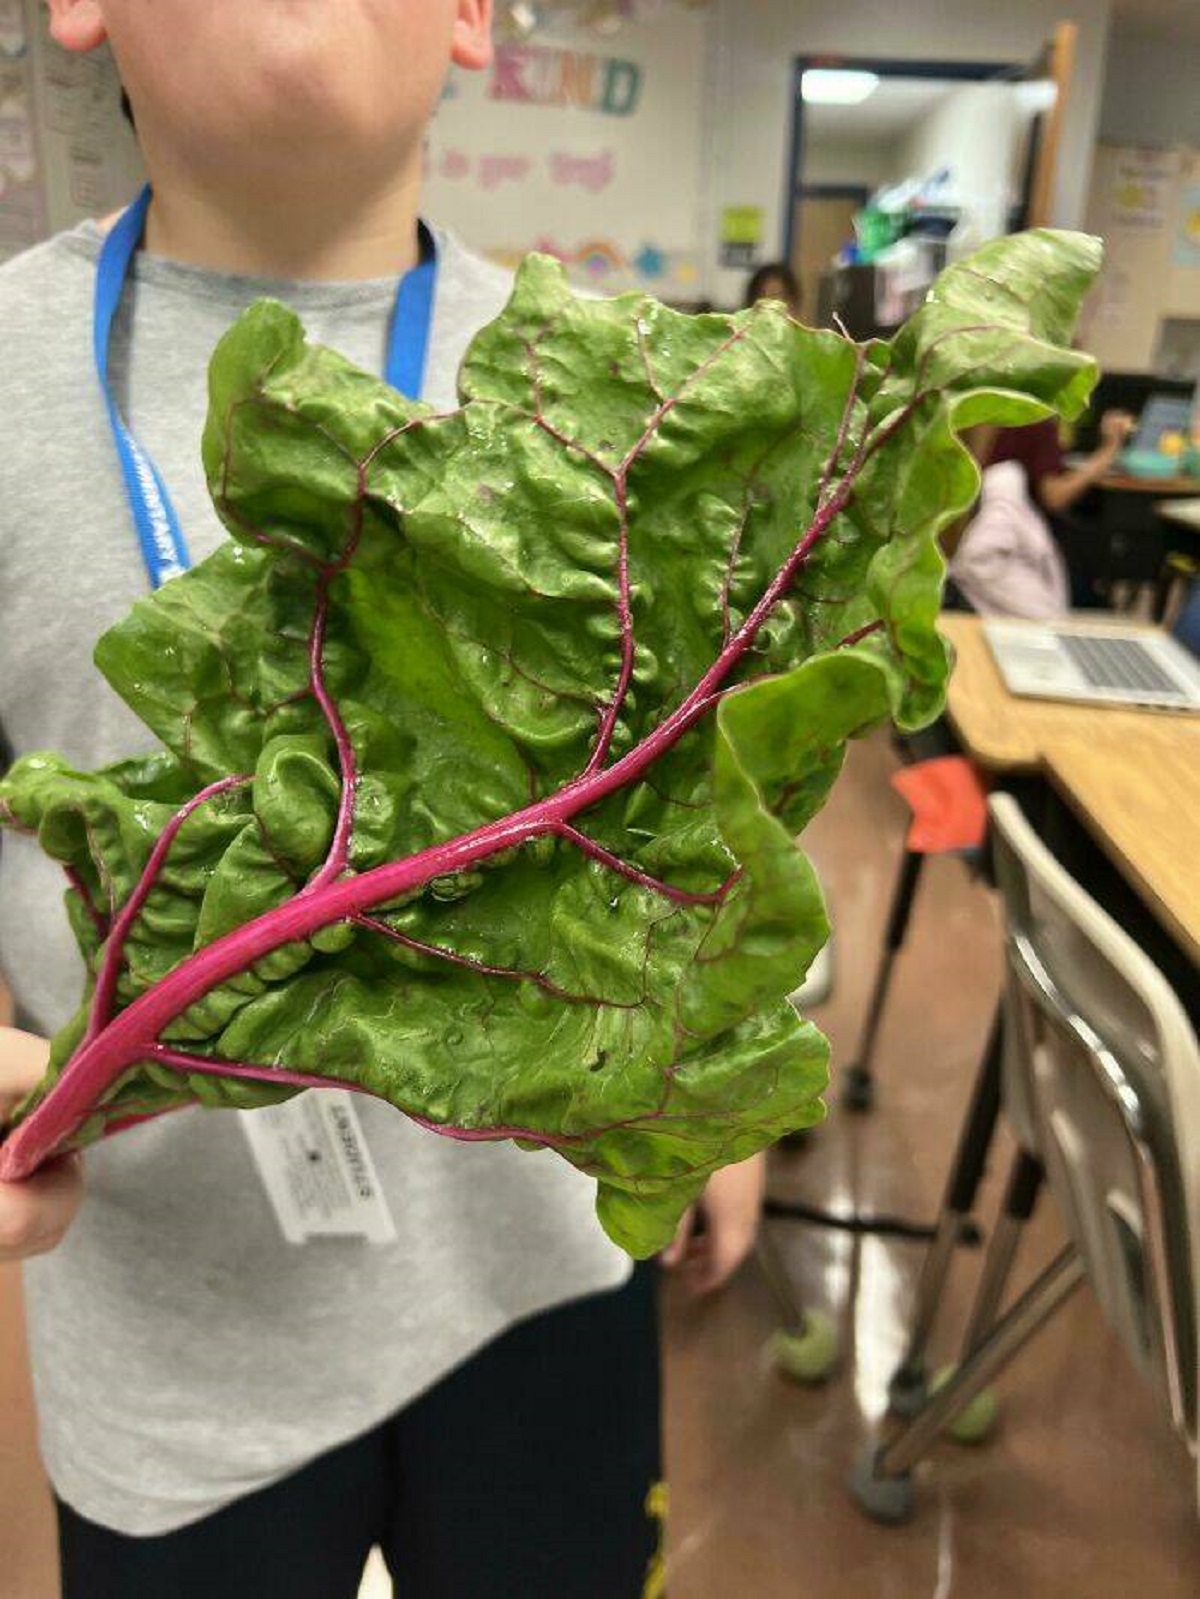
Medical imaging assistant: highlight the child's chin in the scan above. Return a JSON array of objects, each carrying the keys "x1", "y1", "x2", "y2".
[{"x1": 248, "y1": 62, "x2": 436, "y2": 152}]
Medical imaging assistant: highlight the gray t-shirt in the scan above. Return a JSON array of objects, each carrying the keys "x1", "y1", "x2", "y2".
[{"x1": 0, "y1": 222, "x2": 628, "y2": 1535}]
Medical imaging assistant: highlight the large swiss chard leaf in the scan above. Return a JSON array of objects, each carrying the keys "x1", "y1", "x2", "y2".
[{"x1": 0, "y1": 229, "x2": 1100, "y2": 1255}]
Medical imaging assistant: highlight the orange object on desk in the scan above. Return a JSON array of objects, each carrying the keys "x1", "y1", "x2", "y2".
[{"x1": 890, "y1": 756, "x2": 989, "y2": 855}]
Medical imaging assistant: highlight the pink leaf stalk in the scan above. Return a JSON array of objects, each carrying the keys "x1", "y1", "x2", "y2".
[
  {"x1": 63, "y1": 866, "x2": 109, "y2": 941},
  {"x1": 304, "y1": 470, "x2": 367, "y2": 893},
  {"x1": 85, "y1": 774, "x2": 252, "y2": 1044}
]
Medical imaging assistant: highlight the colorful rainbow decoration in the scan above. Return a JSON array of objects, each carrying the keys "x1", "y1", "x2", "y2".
[
  {"x1": 492, "y1": 238, "x2": 671, "y2": 282},
  {"x1": 573, "y1": 239, "x2": 628, "y2": 277}
]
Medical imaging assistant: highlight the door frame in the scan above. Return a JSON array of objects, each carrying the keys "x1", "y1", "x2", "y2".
[
  {"x1": 783, "y1": 55, "x2": 1021, "y2": 263},
  {"x1": 1027, "y1": 22, "x2": 1077, "y2": 227}
]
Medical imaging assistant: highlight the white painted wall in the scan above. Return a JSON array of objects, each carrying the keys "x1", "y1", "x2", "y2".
[
  {"x1": 802, "y1": 137, "x2": 892, "y2": 190},
  {"x1": 1098, "y1": 33, "x2": 1200, "y2": 147},
  {"x1": 705, "y1": 0, "x2": 1114, "y2": 303},
  {"x1": 890, "y1": 82, "x2": 1025, "y2": 245}
]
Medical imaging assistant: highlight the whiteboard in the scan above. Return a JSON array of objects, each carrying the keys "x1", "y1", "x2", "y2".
[{"x1": 422, "y1": 10, "x2": 707, "y2": 301}]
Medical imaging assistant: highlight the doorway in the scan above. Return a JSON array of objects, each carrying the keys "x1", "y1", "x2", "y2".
[
  {"x1": 790, "y1": 185, "x2": 867, "y2": 325},
  {"x1": 781, "y1": 50, "x2": 1070, "y2": 326}
]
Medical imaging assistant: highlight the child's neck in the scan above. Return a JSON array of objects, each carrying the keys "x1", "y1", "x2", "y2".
[{"x1": 139, "y1": 163, "x2": 423, "y2": 282}]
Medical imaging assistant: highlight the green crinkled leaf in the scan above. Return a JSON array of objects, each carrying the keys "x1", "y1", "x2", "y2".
[{"x1": 0, "y1": 229, "x2": 1101, "y2": 1255}]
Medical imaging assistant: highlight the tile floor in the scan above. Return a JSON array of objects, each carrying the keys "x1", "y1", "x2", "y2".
[{"x1": 660, "y1": 730, "x2": 1200, "y2": 1597}]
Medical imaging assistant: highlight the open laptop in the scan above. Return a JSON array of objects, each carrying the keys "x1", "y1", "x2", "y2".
[
  {"x1": 984, "y1": 619, "x2": 1200, "y2": 712},
  {"x1": 1130, "y1": 391, "x2": 1194, "y2": 456}
]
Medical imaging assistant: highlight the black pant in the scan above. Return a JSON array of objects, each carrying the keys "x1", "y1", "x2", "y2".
[{"x1": 58, "y1": 1266, "x2": 661, "y2": 1599}]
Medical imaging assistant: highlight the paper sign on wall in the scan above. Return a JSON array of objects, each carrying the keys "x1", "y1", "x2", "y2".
[
  {"x1": 490, "y1": 44, "x2": 642, "y2": 117},
  {"x1": 0, "y1": 11, "x2": 45, "y2": 263},
  {"x1": 0, "y1": 0, "x2": 26, "y2": 59},
  {"x1": 719, "y1": 205, "x2": 763, "y2": 269},
  {"x1": 1111, "y1": 150, "x2": 1177, "y2": 233},
  {"x1": 424, "y1": 8, "x2": 705, "y2": 298},
  {"x1": 1173, "y1": 183, "x2": 1200, "y2": 270}
]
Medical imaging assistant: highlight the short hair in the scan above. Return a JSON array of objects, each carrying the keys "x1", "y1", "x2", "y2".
[{"x1": 743, "y1": 261, "x2": 800, "y2": 309}]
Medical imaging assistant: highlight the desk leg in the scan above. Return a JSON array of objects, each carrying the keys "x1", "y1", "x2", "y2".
[
  {"x1": 886, "y1": 1005, "x2": 1003, "y2": 1417},
  {"x1": 841, "y1": 848, "x2": 924, "y2": 1114}
]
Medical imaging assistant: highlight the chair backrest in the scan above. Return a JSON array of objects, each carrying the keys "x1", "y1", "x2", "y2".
[{"x1": 989, "y1": 794, "x2": 1200, "y2": 1469}]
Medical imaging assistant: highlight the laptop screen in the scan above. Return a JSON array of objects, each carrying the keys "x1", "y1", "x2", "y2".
[{"x1": 1132, "y1": 391, "x2": 1194, "y2": 455}]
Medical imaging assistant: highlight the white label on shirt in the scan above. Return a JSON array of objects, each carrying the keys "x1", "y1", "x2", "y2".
[{"x1": 239, "y1": 1090, "x2": 397, "y2": 1245}]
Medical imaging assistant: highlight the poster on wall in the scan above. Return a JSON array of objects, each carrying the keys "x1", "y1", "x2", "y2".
[
  {"x1": 719, "y1": 205, "x2": 763, "y2": 270},
  {"x1": 30, "y1": 9, "x2": 145, "y2": 234},
  {"x1": 0, "y1": 1, "x2": 46, "y2": 262},
  {"x1": 422, "y1": 10, "x2": 705, "y2": 301},
  {"x1": 1110, "y1": 149, "x2": 1178, "y2": 233},
  {"x1": 1173, "y1": 182, "x2": 1200, "y2": 270}
]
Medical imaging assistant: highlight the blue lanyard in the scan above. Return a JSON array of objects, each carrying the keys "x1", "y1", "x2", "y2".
[{"x1": 94, "y1": 183, "x2": 438, "y2": 589}]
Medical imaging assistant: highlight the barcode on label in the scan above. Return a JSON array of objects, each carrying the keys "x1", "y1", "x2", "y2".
[{"x1": 240, "y1": 1090, "x2": 397, "y2": 1245}]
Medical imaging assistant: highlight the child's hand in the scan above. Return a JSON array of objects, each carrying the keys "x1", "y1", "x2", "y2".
[
  {"x1": 661, "y1": 1152, "x2": 766, "y2": 1294},
  {"x1": 1098, "y1": 408, "x2": 1136, "y2": 449},
  {"x1": 0, "y1": 1027, "x2": 82, "y2": 1261}
]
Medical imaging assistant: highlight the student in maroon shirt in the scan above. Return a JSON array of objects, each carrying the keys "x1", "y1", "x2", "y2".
[
  {"x1": 947, "y1": 410, "x2": 1137, "y2": 613},
  {"x1": 987, "y1": 411, "x2": 1135, "y2": 514}
]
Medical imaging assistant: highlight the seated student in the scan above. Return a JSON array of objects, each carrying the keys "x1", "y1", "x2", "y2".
[
  {"x1": 988, "y1": 410, "x2": 1135, "y2": 517},
  {"x1": 949, "y1": 411, "x2": 1134, "y2": 618},
  {"x1": 744, "y1": 261, "x2": 801, "y2": 316}
]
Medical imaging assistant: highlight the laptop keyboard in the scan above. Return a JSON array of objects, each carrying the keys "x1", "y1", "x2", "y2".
[{"x1": 1059, "y1": 634, "x2": 1182, "y2": 698}]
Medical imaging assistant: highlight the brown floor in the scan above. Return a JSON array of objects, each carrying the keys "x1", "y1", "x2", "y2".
[{"x1": 662, "y1": 730, "x2": 1200, "y2": 1599}]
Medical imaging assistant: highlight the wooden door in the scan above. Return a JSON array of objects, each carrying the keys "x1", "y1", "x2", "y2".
[{"x1": 790, "y1": 193, "x2": 862, "y2": 326}]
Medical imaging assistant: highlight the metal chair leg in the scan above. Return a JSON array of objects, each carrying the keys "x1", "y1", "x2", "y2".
[
  {"x1": 853, "y1": 1245, "x2": 1086, "y2": 1523},
  {"x1": 841, "y1": 848, "x2": 924, "y2": 1114},
  {"x1": 916, "y1": 1149, "x2": 1045, "y2": 1446},
  {"x1": 959, "y1": 1149, "x2": 1043, "y2": 1359},
  {"x1": 887, "y1": 1008, "x2": 1003, "y2": 1416}
]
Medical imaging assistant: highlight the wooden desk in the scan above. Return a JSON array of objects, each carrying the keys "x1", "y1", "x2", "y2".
[
  {"x1": 939, "y1": 614, "x2": 1200, "y2": 963},
  {"x1": 1065, "y1": 457, "x2": 1200, "y2": 498},
  {"x1": 1100, "y1": 473, "x2": 1200, "y2": 496}
]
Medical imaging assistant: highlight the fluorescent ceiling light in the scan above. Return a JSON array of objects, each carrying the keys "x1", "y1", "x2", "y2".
[{"x1": 801, "y1": 69, "x2": 880, "y2": 106}]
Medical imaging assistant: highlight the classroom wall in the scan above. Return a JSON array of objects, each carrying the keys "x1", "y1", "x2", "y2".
[
  {"x1": 423, "y1": 8, "x2": 707, "y2": 299},
  {"x1": 705, "y1": 0, "x2": 1114, "y2": 304},
  {"x1": 1098, "y1": 34, "x2": 1200, "y2": 148},
  {"x1": 801, "y1": 137, "x2": 892, "y2": 191}
]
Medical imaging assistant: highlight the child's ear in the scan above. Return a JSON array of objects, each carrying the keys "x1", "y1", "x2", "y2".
[
  {"x1": 451, "y1": 0, "x2": 493, "y2": 71},
  {"x1": 45, "y1": 0, "x2": 108, "y2": 52}
]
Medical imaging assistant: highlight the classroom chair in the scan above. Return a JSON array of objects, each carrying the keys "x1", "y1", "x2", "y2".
[{"x1": 852, "y1": 793, "x2": 1200, "y2": 1523}]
